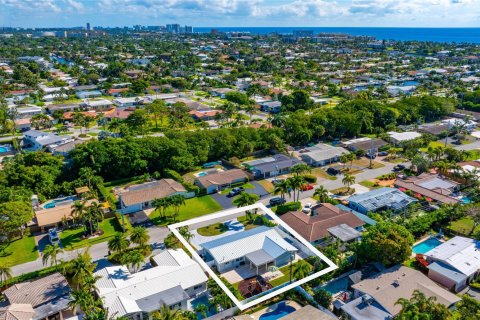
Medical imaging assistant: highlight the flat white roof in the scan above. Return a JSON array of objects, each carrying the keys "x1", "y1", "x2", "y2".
[{"x1": 388, "y1": 131, "x2": 422, "y2": 142}]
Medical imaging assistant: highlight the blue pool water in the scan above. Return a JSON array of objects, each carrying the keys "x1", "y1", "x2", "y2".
[
  {"x1": 412, "y1": 237, "x2": 442, "y2": 254},
  {"x1": 197, "y1": 172, "x2": 207, "y2": 177},
  {"x1": 321, "y1": 276, "x2": 350, "y2": 295},
  {"x1": 461, "y1": 197, "x2": 472, "y2": 204},
  {"x1": 44, "y1": 202, "x2": 56, "y2": 209},
  {"x1": 259, "y1": 305, "x2": 296, "y2": 320},
  {"x1": 190, "y1": 295, "x2": 216, "y2": 319}
]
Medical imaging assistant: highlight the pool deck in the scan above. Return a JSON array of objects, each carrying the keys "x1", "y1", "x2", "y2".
[
  {"x1": 411, "y1": 235, "x2": 445, "y2": 257},
  {"x1": 249, "y1": 300, "x2": 302, "y2": 319}
]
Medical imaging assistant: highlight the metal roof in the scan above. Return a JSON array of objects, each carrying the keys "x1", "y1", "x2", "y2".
[
  {"x1": 424, "y1": 236, "x2": 480, "y2": 276},
  {"x1": 201, "y1": 226, "x2": 297, "y2": 263},
  {"x1": 428, "y1": 262, "x2": 468, "y2": 283},
  {"x1": 347, "y1": 187, "x2": 416, "y2": 212},
  {"x1": 335, "y1": 205, "x2": 377, "y2": 226},
  {"x1": 245, "y1": 249, "x2": 275, "y2": 266},
  {"x1": 327, "y1": 224, "x2": 362, "y2": 242}
]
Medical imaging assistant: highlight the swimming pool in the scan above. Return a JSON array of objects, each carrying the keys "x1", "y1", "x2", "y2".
[
  {"x1": 320, "y1": 275, "x2": 350, "y2": 295},
  {"x1": 259, "y1": 304, "x2": 296, "y2": 320},
  {"x1": 461, "y1": 196, "x2": 472, "y2": 204},
  {"x1": 44, "y1": 202, "x2": 56, "y2": 209},
  {"x1": 0, "y1": 145, "x2": 11, "y2": 153},
  {"x1": 197, "y1": 172, "x2": 207, "y2": 177},
  {"x1": 412, "y1": 237, "x2": 442, "y2": 254},
  {"x1": 190, "y1": 295, "x2": 216, "y2": 319}
]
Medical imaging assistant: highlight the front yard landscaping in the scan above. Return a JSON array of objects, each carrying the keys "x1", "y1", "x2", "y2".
[
  {"x1": 197, "y1": 222, "x2": 228, "y2": 236},
  {"x1": 269, "y1": 260, "x2": 313, "y2": 287},
  {"x1": 256, "y1": 179, "x2": 275, "y2": 193},
  {"x1": 311, "y1": 168, "x2": 337, "y2": 180},
  {"x1": 220, "y1": 182, "x2": 255, "y2": 195},
  {"x1": 0, "y1": 235, "x2": 38, "y2": 266},
  {"x1": 60, "y1": 217, "x2": 123, "y2": 250},
  {"x1": 330, "y1": 187, "x2": 356, "y2": 196},
  {"x1": 149, "y1": 196, "x2": 222, "y2": 226}
]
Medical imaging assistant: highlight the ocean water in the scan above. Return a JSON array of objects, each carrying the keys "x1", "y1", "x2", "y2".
[{"x1": 194, "y1": 27, "x2": 480, "y2": 43}]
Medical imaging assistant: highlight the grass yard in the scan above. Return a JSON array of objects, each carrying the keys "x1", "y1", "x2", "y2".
[
  {"x1": 150, "y1": 196, "x2": 222, "y2": 226},
  {"x1": 359, "y1": 180, "x2": 378, "y2": 189},
  {"x1": 269, "y1": 260, "x2": 313, "y2": 287},
  {"x1": 465, "y1": 150, "x2": 480, "y2": 161},
  {"x1": 352, "y1": 159, "x2": 385, "y2": 169},
  {"x1": 256, "y1": 179, "x2": 275, "y2": 193},
  {"x1": 60, "y1": 217, "x2": 123, "y2": 250},
  {"x1": 330, "y1": 187, "x2": 356, "y2": 196},
  {"x1": 420, "y1": 140, "x2": 451, "y2": 152},
  {"x1": 311, "y1": 168, "x2": 337, "y2": 180},
  {"x1": 449, "y1": 217, "x2": 479, "y2": 236},
  {"x1": 197, "y1": 222, "x2": 227, "y2": 236},
  {"x1": 0, "y1": 235, "x2": 38, "y2": 266},
  {"x1": 220, "y1": 182, "x2": 255, "y2": 195},
  {"x1": 237, "y1": 214, "x2": 263, "y2": 231}
]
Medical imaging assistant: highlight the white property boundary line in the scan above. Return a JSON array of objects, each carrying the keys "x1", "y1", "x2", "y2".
[{"x1": 168, "y1": 203, "x2": 338, "y2": 311}]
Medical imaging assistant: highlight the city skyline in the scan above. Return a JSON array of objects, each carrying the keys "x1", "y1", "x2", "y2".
[{"x1": 0, "y1": 0, "x2": 479, "y2": 28}]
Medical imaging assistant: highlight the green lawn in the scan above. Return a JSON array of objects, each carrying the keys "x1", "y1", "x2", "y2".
[
  {"x1": 449, "y1": 217, "x2": 479, "y2": 236},
  {"x1": 197, "y1": 222, "x2": 227, "y2": 236},
  {"x1": 60, "y1": 217, "x2": 123, "y2": 250},
  {"x1": 0, "y1": 236, "x2": 38, "y2": 266},
  {"x1": 420, "y1": 140, "x2": 451, "y2": 152},
  {"x1": 330, "y1": 187, "x2": 355, "y2": 196},
  {"x1": 220, "y1": 182, "x2": 255, "y2": 195},
  {"x1": 359, "y1": 180, "x2": 382, "y2": 190},
  {"x1": 311, "y1": 168, "x2": 337, "y2": 180},
  {"x1": 269, "y1": 260, "x2": 312, "y2": 287},
  {"x1": 150, "y1": 196, "x2": 222, "y2": 226},
  {"x1": 256, "y1": 180, "x2": 275, "y2": 193},
  {"x1": 237, "y1": 214, "x2": 262, "y2": 231}
]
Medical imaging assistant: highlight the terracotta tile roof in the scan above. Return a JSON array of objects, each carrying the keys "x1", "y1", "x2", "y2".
[
  {"x1": 394, "y1": 173, "x2": 459, "y2": 204},
  {"x1": 107, "y1": 88, "x2": 129, "y2": 94},
  {"x1": 35, "y1": 199, "x2": 97, "y2": 227},
  {"x1": 119, "y1": 179, "x2": 186, "y2": 206},
  {"x1": 280, "y1": 203, "x2": 364, "y2": 242},
  {"x1": 195, "y1": 169, "x2": 248, "y2": 188},
  {"x1": 3, "y1": 273, "x2": 70, "y2": 308}
]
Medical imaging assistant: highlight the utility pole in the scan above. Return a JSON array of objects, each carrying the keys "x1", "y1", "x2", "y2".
[{"x1": 369, "y1": 138, "x2": 374, "y2": 169}]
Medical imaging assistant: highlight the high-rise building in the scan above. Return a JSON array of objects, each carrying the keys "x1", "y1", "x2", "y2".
[
  {"x1": 86, "y1": 22, "x2": 92, "y2": 31},
  {"x1": 166, "y1": 24, "x2": 180, "y2": 33},
  {"x1": 185, "y1": 25, "x2": 193, "y2": 33}
]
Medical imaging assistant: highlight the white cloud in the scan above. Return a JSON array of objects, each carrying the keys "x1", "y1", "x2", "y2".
[{"x1": 0, "y1": 0, "x2": 61, "y2": 12}]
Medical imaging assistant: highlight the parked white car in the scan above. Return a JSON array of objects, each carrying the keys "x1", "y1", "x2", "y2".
[
  {"x1": 302, "y1": 203, "x2": 313, "y2": 214},
  {"x1": 48, "y1": 228, "x2": 60, "y2": 246}
]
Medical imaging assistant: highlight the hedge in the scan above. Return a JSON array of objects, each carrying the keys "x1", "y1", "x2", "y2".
[
  {"x1": 276, "y1": 201, "x2": 301, "y2": 215},
  {"x1": 303, "y1": 175, "x2": 317, "y2": 183}
]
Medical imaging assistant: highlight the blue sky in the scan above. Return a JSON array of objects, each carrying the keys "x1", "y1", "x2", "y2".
[{"x1": 0, "y1": 0, "x2": 479, "y2": 28}]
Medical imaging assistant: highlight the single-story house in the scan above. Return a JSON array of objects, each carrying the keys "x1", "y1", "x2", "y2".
[
  {"x1": 300, "y1": 143, "x2": 349, "y2": 167},
  {"x1": 51, "y1": 140, "x2": 85, "y2": 156},
  {"x1": 341, "y1": 265, "x2": 460, "y2": 320},
  {"x1": 113, "y1": 97, "x2": 145, "y2": 108},
  {"x1": 280, "y1": 203, "x2": 364, "y2": 244},
  {"x1": 424, "y1": 236, "x2": 480, "y2": 292},
  {"x1": 341, "y1": 138, "x2": 388, "y2": 154},
  {"x1": 189, "y1": 109, "x2": 222, "y2": 121},
  {"x1": 394, "y1": 173, "x2": 460, "y2": 205},
  {"x1": 442, "y1": 118, "x2": 478, "y2": 132},
  {"x1": 347, "y1": 187, "x2": 417, "y2": 214},
  {"x1": 95, "y1": 249, "x2": 208, "y2": 319},
  {"x1": 46, "y1": 103, "x2": 82, "y2": 114},
  {"x1": 81, "y1": 99, "x2": 114, "y2": 110},
  {"x1": 75, "y1": 90, "x2": 102, "y2": 99},
  {"x1": 200, "y1": 226, "x2": 298, "y2": 274},
  {"x1": 387, "y1": 131, "x2": 422, "y2": 144},
  {"x1": 260, "y1": 101, "x2": 282, "y2": 113},
  {"x1": 103, "y1": 108, "x2": 134, "y2": 120},
  {"x1": 417, "y1": 123, "x2": 450, "y2": 136},
  {"x1": 14, "y1": 118, "x2": 32, "y2": 131},
  {"x1": 282, "y1": 305, "x2": 338, "y2": 320},
  {"x1": 23, "y1": 130, "x2": 71, "y2": 151},
  {"x1": 210, "y1": 88, "x2": 234, "y2": 98},
  {"x1": 14, "y1": 106, "x2": 43, "y2": 119},
  {"x1": 107, "y1": 88, "x2": 129, "y2": 96},
  {"x1": 243, "y1": 154, "x2": 303, "y2": 179},
  {"x1": 118, "y1": 179, "x2": 193, "y2": 214},
  {"x1": 2, "y1": 272, "x2": 73, "y2": 320},
  {"x1": 194, "y1": 169, "x2": 249, "y2": 194}
]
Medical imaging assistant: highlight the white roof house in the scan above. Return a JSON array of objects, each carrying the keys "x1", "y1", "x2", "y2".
[
  {"x1": 300, "y1": 143, "x2": 348, "y2": 167},
  {"x1": 388, "y1": 131, "x2": 422, "y2": 143},
  {"x1": 201, "y1": 226, "x2": 297, "y2": 265},
  {"x1": 425, "y1": 236, "x2": 480, "y2": 277},
  {"x1": 95, "y1": 249, "x2": 208, "y2": 318}
]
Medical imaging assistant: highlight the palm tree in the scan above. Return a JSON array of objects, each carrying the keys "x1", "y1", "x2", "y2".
[
  {"x1": 292, "y1": 260, "x2": 312, "y2": 281},
  {"x1": 179, "y1": 226, "x2": 194, "y2": 242},
  {"x1": 130, "y1": 226, "x2": 150, "y2": 247},
  {"x1": 233, "y1": 192, "x2": 260, "y2": 222},
  {"x1": 169, "y1": 194, "x2": 186, "y2": 222},
  {"x1": 290, "y1": 163, "x2": 312, "y2": 176},
  {"x1": 212, "y1": 293, "x2": 234, "y2": 310},
  {"x1": 0, "y1": 263, "x2": 12, "y2": 285},
  {"x1": 83, "y1": 201, "x2": 104, "y2": 235},
  {"x1": 342, "y1": 174, "x2": 356, "y2": 192},
  {"x1": 313, "y1": 186, "x2": 329, "y2": 203},
  {"x1": 71, "y1": 200, "x2": 87, "y2": 225},
  {"x1": 42, "y1": 243, "x2": 64, "y2": 267},
  {"x1": 274, "y1": 180, "x2": 291, "y2": 201},
  {"x1": 69, "y1": 288, "x2": 93, "y2": 315},
  {"x1": 194, "y1": 303, "x2": 208, "y2": 319},
  {"x1": 287, "y1": 176, "x2": 306, "y2": 202},
  {"x1": 151, "y1": 305, "x2": 187, "y2": 320},
  {"x1": 124, "y1": 250, "x2": 144, "y2": 273},
  {"x1": 339, "y1": 154, "x2": 350, "y2": 169},
  {"x1": 67, "y1": 249, "x2": 97, "y2": 289},
  {"x1": 108, "y1": 233, "x2": 130, "y2": 253},
  {"x1": 244, "y1": 104, "x2": 257, "y2": 124}
]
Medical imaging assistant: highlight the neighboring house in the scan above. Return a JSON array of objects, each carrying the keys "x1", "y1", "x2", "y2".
[
  {"x1": 14, "y1": 106, "x2": 43, "y2": 119},
  {"x1": 2, "y1": 272, "x2": 73, "y2": 320},
  {"x1": 282, "y1": 305, "x2": 338, "y2": 320},
  {"x1": 300, "y1": 143, "x2": 349, "y2": 167},
  {"x1": 394, "y1": 173, "x2": 460, "y2": 205},
  {"x1": 341, "y1": 265, "x2": 460, "y2": 320},
  {"x1": 75, "y1": 90, "x2": 102, "y2": 99},
  {"x1": 117, "y1": 179, "x2": 193, "y2": 214},
  {"x1": 200, "y1": 226, "x2": 298, "y2": 274},
  {"x1": 335, "y1": 204, "x2": 377, "y2": 226},
  {"x1": 442, "y1": 118, "x2": 478, "y2": 132},
  {"x1": 46, "y1": 103, "x2": 82, "y2": 114},
  {"x1": 424, "y1": 236, "x2": 480, "y2": 292},
  {"x1": 259, "y1": 101, "x2": 282, "y2": 113},
  {"x1": 113, "y1": 97, "x2": 144, "y2": 108},
  {"x1": 194, "y1": 169, "x2": 249, "y2": 194},
  {"x1": 417, "y1": 123, "x2": 450, "y2": 136},
  {"x1": 81, "y1": 99, "x2": 114, "y2": 110},
  {"x1": 243, "y1": 154, "x2": 303, "y2": 179},
  {"x1": 341, "y1": 138, "x2": 388, "y2": 154},
  {"x1": 107, "y1": 88, "x2": 129, "y2": 96},
  {"x1": 189, "y1": 109, "x2": 222, "y2": 121},
  {"x1": 210, "y1": 88, "x2": 234, "y2": 98},
  {"x1": 51, "y1": 140, "x2": 85, "y2": 156},
  {"x1": 347, "y1": 187, "x2": 417, "y2": 214},
  {"x1": 95, "y1": 249, "x2": 208, "y2": 320},
  {"x1": 33, "y1": 197, "x2": 96, "y2": 232},
  {"x1": 280, "y1": 203, "x2": 364, "y2": 244},
  {"x1": 14, "y1": 118, "x2": 32, "y2": 131},
  {"x1": 23, "y1": 130, "x2": 71, "y2": 151},
  {"x1": 387, "y1": 131, "x2": 422, "y2": 144}
]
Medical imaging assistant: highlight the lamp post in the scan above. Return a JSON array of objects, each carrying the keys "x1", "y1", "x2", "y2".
[{"x1": 289, "y1": 252, "x2": 294, "y2": 283}]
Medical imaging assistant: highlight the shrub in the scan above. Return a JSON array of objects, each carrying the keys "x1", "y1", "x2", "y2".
[
  {"x1": 276, "y1": 201, "x2": 301, "y2": 215},
  {"x1": 164, "y1": 169, "x2": 184, "y2": 183},
  {"x1": 303, "y1": 174, "x2": 317, "y2": 183}
]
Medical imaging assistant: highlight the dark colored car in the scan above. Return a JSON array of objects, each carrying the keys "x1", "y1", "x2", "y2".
[
  {"x1": 378, "y1": 151, "x2": 388, "y2": 156},
  {"x1": 269, "y1": 197, "x2": 286, "y2": 206},
  {"x1": 272, "y1": 179, "x2": 285, "y2": 185},
  {"x1": 366, "y1": 153, "x2": 376, "y2": 159},
  {"x1": 327, "y1": 167, "x2": 340, "y2": 175},
  {"x1": 227, "y1": 187, "x2": 244, "y2": 197},
  {"x1": 393, "y1": 164, "x2": 406, "y2": 171}
]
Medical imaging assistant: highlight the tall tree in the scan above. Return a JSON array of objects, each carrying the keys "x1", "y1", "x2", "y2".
[
  {"x1": 108, "y1": 233, "x2": 130, "y2": 253},
  {"x1": 130, "y1": 226, "x2": 150, "y2": 247},
  {"x1": 42, "y1": 243, "x2": 64, "y2": 267}
]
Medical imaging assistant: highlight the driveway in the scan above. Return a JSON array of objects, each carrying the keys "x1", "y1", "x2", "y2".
[{"x1": 211, "y1": 182, "x2": 270, "y2": 209}]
